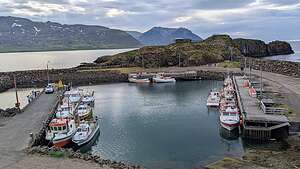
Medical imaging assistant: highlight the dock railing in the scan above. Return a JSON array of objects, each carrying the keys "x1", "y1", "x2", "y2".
[{"x1": 260, "y1": 100, "x2": 287, "y2": 115}]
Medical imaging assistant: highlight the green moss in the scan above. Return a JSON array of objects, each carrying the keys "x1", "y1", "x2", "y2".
[{"x1": 49, "y1": 150, "x2": 65, "y2": 158}]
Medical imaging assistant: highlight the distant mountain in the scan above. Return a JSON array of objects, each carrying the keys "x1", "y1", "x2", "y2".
[
  {"x1": 126, "y1": 31, "x2": 143, "y2": 40},
  {"x1": 0, "y1": 16, "x2": 141, "y2": 52},
  {"x1": 137, "y1": 27, "x2": 202, "y2": 46}
]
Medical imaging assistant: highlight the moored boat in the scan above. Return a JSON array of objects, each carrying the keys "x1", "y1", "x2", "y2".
[
  {"x1": 220, "y1": 106, "x2": 240, "y2": 131},
  {"x1": 72, "y1": 120, "x2": 100, "y2": 148},
  {"x1": 65, "y1": 89, "x2": 82, "y2": 103},
  {"x1": 153, "y1": 74, "x2": 176, "y2": 83},
  {"x1": 82, "y1": 91, "x2": 95, "y2": 107},
  {"x1": 56, "y1": 104, "x2": 74, "y2": 118},
  {"x1": 75, "y1": 104, "x2": 93, "y2": 121},
  {"x1": 128, "y1": 76, "x2": 150, "y2": 83},
  {"x1": 46, "y1": 118, "x2": 77, "y2": 147},
  {"x1": 207, "y1": 91, "x2": 220, "y2": 107}
]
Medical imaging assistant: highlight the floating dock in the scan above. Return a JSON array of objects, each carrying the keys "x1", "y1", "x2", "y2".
[{"x1": 233, "y1": 76, "x2": 290, "y2": 140}]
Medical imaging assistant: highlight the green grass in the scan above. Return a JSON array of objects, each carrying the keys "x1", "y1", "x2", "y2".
[
  {"x1": 77, "y1": 67, "x2": 145, "y2": 74},
  {"x1": 217, "y1": 60, "x2": 241, "y2": 68},
  {"x1": 49, "y1": 150, "x2": 65, "y2": 158}
]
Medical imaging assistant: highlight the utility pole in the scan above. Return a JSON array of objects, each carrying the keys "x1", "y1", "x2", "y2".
[
  {"x1": 14, "y1": 75, "x2": 20, "y2": 109},
  {"x1": 178, "y1": 50, "x2": 181, "y2": 67},
  {"x1": 47, "y1": 61, "x2": 50, "y2": 84},
  {"x1": 260, "y1": 64, "x2": 263, "y2": 100}
]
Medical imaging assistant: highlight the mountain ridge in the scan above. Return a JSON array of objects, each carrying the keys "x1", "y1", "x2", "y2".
[{"x1": 0, "y1": 16, "x2": 141, "y2": 52}]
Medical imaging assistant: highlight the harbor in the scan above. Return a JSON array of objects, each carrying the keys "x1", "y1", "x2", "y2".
[{"x1": 0, "y1": 64, "x2": 300, "y2": 169}]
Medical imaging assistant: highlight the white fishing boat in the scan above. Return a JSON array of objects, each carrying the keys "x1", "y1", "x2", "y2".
[
  {"x1": 65, "y1": 89, "x2": 81, "y2": 103},
  {"x1": 56, "y1": 104, "x2": 74, "y2": 118},
  {"x1": 72, "y1": 120, "x2": 100, "y2": 147},
  {"x1": 46, "y1": 118, "x2": 76, "y2": 147},
  {"x1": 128, "y1": 76, "x2": 150, "y2": 83},
  {"x1": 153, "y1": 74, "x2": 176, "y2": 83},
  {"x1": 220, "y1": 106, "x2": 240, "y2": 131},
  {"x1": 82, "y1": 91, "x2": 95, "y2": 107},
  {"x1": 76, "y1": 104, "x2": 93, "y2": 121},
  {"x1": 207, "y1": 91, "x2": 220, "y2": 107}
]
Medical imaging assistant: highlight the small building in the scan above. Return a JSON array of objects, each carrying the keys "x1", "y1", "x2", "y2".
[{"x1": 175, "y1": 38, "x2": 192, "y2": 43}]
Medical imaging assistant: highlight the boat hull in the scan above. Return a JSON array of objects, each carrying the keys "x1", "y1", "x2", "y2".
[
  {"x1": 220, "y1": 121, "x2": 240, "y2": 131},
  {"x1": 53, "y1": 135, "x2": 72, "y2": 148},
  {"x1": 128, "y1": 78, "x2": 150, "y2": 83},
  {"x1": 153, "y1": 78, "x2": 176, "y2": 83}
]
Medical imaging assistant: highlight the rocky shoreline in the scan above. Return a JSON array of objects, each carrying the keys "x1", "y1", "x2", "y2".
[{"x1": 26, "y1": 146, "x2": 144, "y2": 169}]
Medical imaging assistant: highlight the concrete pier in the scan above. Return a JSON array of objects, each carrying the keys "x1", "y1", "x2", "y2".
[
  {"x1": 0, "y1": 92, "x2": 58, "y2": 168},
  {"x1": 234, "y1": 76, "x2": 290, "y2": 140}
]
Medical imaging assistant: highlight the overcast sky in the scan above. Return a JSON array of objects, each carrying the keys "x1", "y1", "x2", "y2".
[{"x1": 0, "y1": 0, "x2": 299, "y2": 41}]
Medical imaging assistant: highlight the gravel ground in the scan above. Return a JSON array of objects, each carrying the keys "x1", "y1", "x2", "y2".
[{"x1": 4, "y1": 155, "x2": 112, "y2": 169}]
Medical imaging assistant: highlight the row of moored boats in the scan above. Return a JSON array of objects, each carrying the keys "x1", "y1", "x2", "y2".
[
  {"x1": 45, "y1": 89, "x2": 100, "y2": 148},
  {"x1": 128, "y1": 73, "x2": 176, "y2": 83},
  {"x1": 207, "y1": 76, "x2": 241, "y2": 131}
]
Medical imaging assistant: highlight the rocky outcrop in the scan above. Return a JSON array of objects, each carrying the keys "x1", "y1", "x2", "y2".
[
  {"x1": 267, "y1": 40, "x2": 294, "y2": 56},
  {"x1": 233, "y1": 38, "x2": 294, "y2": 57},
  {"x1": 94, "y1": 35, "x2": 294, "y2": 68},
  {"x1": 94, "y1": 34, "x2": 243, "y2": 68}
]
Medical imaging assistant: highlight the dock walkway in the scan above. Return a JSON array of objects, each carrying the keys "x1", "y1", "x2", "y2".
[
  {"x1": 0, "y1": 92, "x2": 58, "y2": 169},
  {"x1": 234, "y1": 76, "x2": 289, "y2": 139}
]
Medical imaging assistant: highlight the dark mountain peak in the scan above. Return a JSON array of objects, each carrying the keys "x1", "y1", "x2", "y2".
[{"x1": 138, "y1": 26, "x2": 202, "y2": 46}]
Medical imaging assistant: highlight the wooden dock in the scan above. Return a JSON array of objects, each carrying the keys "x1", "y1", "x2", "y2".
[{"x1": 233, "y1": 76, "x2": 290, "y2": 140}]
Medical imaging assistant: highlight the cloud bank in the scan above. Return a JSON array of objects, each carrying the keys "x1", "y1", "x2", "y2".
[{"x1": 0, "y1": 0, "x2": 299, "y2": 40}]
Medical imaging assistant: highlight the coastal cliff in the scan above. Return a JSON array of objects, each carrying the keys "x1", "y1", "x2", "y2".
[
  {"x1": 94, "y1": 35, "x2": 294, "y2": 68},
  {"x1": 233, "y1": 38, "x2": 294, "y2": 57}
]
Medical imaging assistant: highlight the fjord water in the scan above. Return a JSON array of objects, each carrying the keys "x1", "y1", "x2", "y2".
[
  {"x1": 82, "y1": 81, "x2": 244, "y2": 169},
  {"x1": 0, "y1": 48, "x2": 133, "y2": 72}
]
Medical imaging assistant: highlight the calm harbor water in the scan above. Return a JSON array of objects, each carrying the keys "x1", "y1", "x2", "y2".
[
  {"x1": 0, "y1": 48, "x2": 133, "y2": 72},
  {"x1": 0, "y1": 88, "x2": 41, "y2": 109},
  {"x1": 265, "y1": 41, "x2": 300, "y2": 62},
  {"x1": 82, "y1": 81, "x2": 245, "y2": 169}
]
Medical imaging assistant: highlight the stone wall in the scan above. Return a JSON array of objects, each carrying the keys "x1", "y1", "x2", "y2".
[
  {"x1": 0, "y1": 68, "x2": 128, "y2": 92},
  {"x1": 241, "y1": 57, "x2": 300, "y2": 77}
]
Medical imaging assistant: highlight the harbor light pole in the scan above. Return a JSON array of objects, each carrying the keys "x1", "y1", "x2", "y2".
[
  {"x1": 14, "y1": 75, "x2": 20, "y2": 109},
  {"x1": 47, "y1": 61, "x2": 50, "y2": 84}
]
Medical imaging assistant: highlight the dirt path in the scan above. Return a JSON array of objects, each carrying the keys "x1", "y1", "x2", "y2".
[{"x1": 0, "y1": 93, "x2": 58, "y2": 168}]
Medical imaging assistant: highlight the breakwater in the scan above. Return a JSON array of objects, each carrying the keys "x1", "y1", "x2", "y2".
[
  {"x1": 241, "y1": 57, "x2": 300, "y2": 77},
  {"x1": 0, "y1": 67, "x2": 243, "y2": 93},
  {"x1": 0, "y1": 68, "x2": 128, "y2": 93}
]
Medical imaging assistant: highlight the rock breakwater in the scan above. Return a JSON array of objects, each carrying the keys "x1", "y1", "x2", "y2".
[{"x1": 241, "y1": 57, "x2": 300, "y2": 77}]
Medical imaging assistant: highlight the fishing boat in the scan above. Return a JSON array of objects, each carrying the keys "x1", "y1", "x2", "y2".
[
  {"x1": 56, "y1": 104, "x2": 74, "y2": 118},
  {"x1": 65, "y1": 89, "x2": 81, "y2": 103},
  {"x1": 72, "y1": 120, "x2": 100, "y2": 148},
  {"x1": 128, "y1": 76, "x2": 150, "y2": 83},
  {"x1": 207, "y1": 91, "x2": 220, "y2": 107},
  {"x1": 82, "y1": 91, "x2": 95, "y2": 107},
  {"x1": 76, "y1": 104, "x2": 93, "y2": 121},
  {"x1": 220, "y1": 106, "x2": 240, "y2": 131},
  {"x1": 153, "y1": 74, "x2": 176, "y2": 83},
  {"x1": 46, "y1": 118, "x2": 76, "y2": 147}
]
